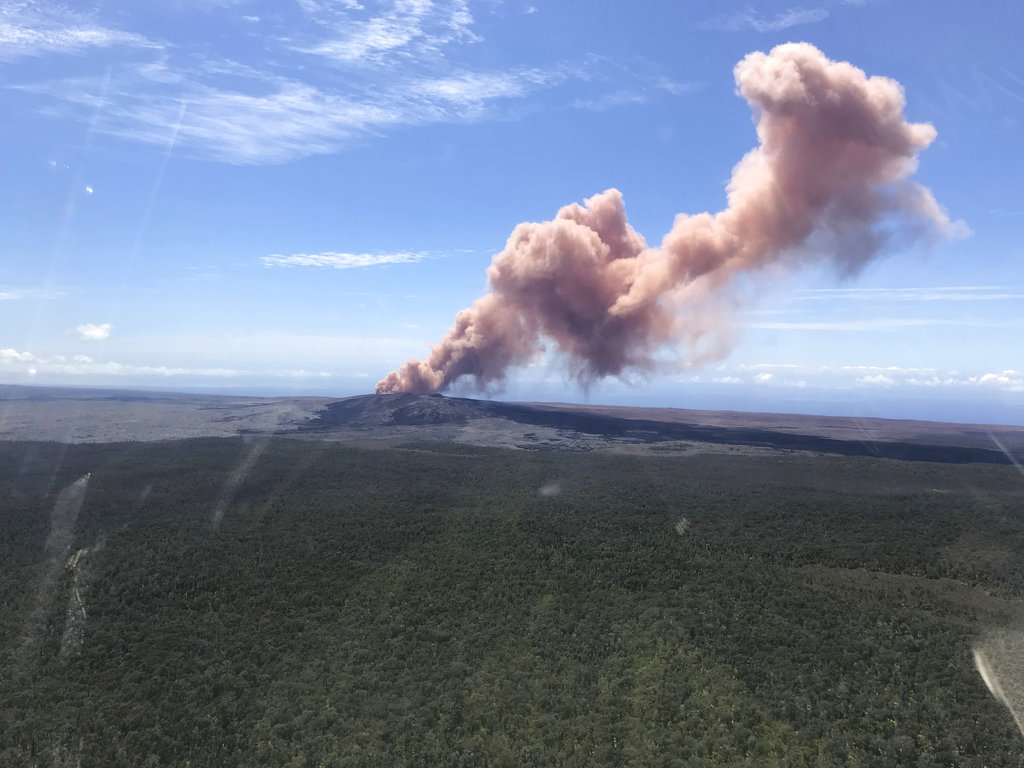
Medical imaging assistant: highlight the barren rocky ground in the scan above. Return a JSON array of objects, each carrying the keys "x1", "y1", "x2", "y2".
[{"x1": 2, "y1": 385, "x2": 1022, "y2": 464}]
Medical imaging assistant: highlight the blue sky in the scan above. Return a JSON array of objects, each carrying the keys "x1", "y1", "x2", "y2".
[{"x1": 1, "y1": 0, "x2": 1022, "y2": 424}]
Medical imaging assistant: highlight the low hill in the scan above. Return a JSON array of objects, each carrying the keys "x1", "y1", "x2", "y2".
[{"x1": 310, "y1": 393, "x2": 1023, "y2": 464}]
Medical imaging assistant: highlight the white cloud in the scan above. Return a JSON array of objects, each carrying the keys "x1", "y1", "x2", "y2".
[
  {"x1": 797, "y1": 286, "x2": 1024, "y2": 302},
  {"x1": 750, "y1": 317, "x2": 1005, "y2": 331},
  {"x1": 676, "y1": 361, "x2": 1024, "y2": 398},
  {"x1": 0, "y1": 346, "x2": 329, "y2": 380},
  {"x1": 1, "y1": 348, "x2": 38, "y2": 362},
  {"x1": 76, "y1": 323, "x2": 112, "y2": 340},
  {"x1": 657, "y1": 78, "x2": 704, "y2": 97},
  {"x1": 858, "y1": 374, "x2": 895, "y2": 386},
  {"x1": 295, "y1": 0, "x2": 368, "y2": 18},
  {"x1": 21, "y1": 64, "x2": 565, "y2": 164},
  {"x1": 973, "y1": 371, "x2": 1024, "y2": 392},
  {"x1": 572, "y1": 72, "x2": 701, "y2": 112},
  {"x1": 738, "y1": 362, "x2": 802, "y2": 370},
  {"x1": 416, "y1": 71, "x2": 536, "y2": 105},
  {"x1": 301, "y1": 0, "x2": 478, "y2": 65},
  {"x1": 260, "y1": 251, "x2": 428, "y2": 269},
  {"x1": 703, "y1": 7, "x2": 829, "y2": 33},
  {"x1": 306, "y1": 21, "x2": 419, "y2": 62},
  {"x1": 840, "y1": 365, "x2": 938, "y2": 373},
  {"x1": 0, "y1": 3, "x2": 155, "y2": 60},
  {"x1": 9, "y1": 1, "x2": 686, "y2": 165},
  {"x1": 83, "y1": 78, "x2": 405, "y2": 165},
  {"x1": 0, "y1": 332, "x2": 427, "y2": 385},
  {"x1": 573, "y1": 89, "x2": 647, "y2": 112},
  {"x1": 0, "y1": 286, "x2": 64, "y2": 300},
  {"x1": 905, "y1": 376, "x2": 959, "y2": 388}
]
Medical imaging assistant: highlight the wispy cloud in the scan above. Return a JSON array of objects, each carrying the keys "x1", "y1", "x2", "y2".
[
  {"x1": 797, "y1": 286, "x2": 1024, "y2": 302},
  {"x1": 0, "y1": 331, "x2": 429, "y2": 382},
  {"x1": 0, "y1": 351, "x2": 326, "y2": 380},
  {"x1": 0, "y1": 286, "x2": 64, "y2": 301},
  {"x1": 573, "y1": 89, "x2": 648, "y2": 112},
  {"x1": 570, "y1": 56, "x2": 703, "y2": 112},
  {"x1": 703, "y1": 7, "x2": 829, "y2": 33},
  {"x1": 858, "y1": 373, "x2": 895, "y2": 386},
  {"x1": 10, "y1": 2, "x2": 691, "y2": 164},
  {"x1": 737, "y1": 363, "x2": 804, "y2": 371},
  {"x1": 20, "y1": 58, "x2": 564, "y2": 164},
  {"x1": 299, "y1": 0, "x2": 478, "y2": 65},
  {"x1": 260, "y1": 252, "x2": 429, "y2": 269},
  {"x1": 0, "y1": 347, "x2": 331, "y2": 379},
  {"x1": 749, "y1": 317, "x2": 1007, "y2": 331},
  {"x1": 20, "y1": 72, "x2": 408, "y2": 164},
  {"x1": 415, "y1": 69, "x2": 541, "y2": 105},
  {"x1": 572, "y1": 76, "x2": 702, "y2": 111},
  {"x1": 76, "y1": 323, "x2": 112, "y2": 340},
  {"x1": 0, "y1": 2, "x2": 155, "y2": 60},
  {"x1": 839, "y1": 364, "x2": 943, "y2": 374},
  {"x1": 699, "y1": 363, "x2": 1024, "y2": 394}
]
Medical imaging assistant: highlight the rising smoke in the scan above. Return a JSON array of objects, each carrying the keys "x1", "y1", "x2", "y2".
[{"x1": 376, "y1": 43, "x2": 965, "y2": 395}]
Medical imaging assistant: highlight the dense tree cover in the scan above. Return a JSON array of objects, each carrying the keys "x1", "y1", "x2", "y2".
[{"x1": 1, "y1": 437, "x2": 1023, "y2": 767}]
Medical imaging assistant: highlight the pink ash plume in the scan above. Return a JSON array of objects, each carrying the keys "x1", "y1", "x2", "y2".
[{"x1": 376, "y1": 43, "x2": 964, "y2": 395}]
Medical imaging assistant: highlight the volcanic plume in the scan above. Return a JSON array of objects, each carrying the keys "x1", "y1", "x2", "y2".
[{"x1": 376, "y1": 43, "x2": 964, "y2": 396}]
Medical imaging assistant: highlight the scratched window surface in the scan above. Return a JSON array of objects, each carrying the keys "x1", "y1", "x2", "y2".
[{"x1": 2, "y1": 2, "x2": 1024, "y2": 766}]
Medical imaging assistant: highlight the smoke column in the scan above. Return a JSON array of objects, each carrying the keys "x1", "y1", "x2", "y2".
[{"x1": 376, "y1": 43, "x2": 965, "y2": 395}]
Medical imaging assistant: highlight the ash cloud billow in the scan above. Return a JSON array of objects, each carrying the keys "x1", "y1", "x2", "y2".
[{"x1": 376, "y1": 43, "x2": 965, "y2": 396}]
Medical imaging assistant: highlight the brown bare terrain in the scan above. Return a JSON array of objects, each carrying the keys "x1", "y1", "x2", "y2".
[
  {"x1": 1, "y1": 385, "x2": 1022, "y2": 464},
  {"x1": 0, "y1": 386, "x2": 330, "y2": 443}
]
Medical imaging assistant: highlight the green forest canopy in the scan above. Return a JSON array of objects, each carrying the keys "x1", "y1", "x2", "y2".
[{"x1": 2, "y1": 437, "x2": 1023, "y2": 767}]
